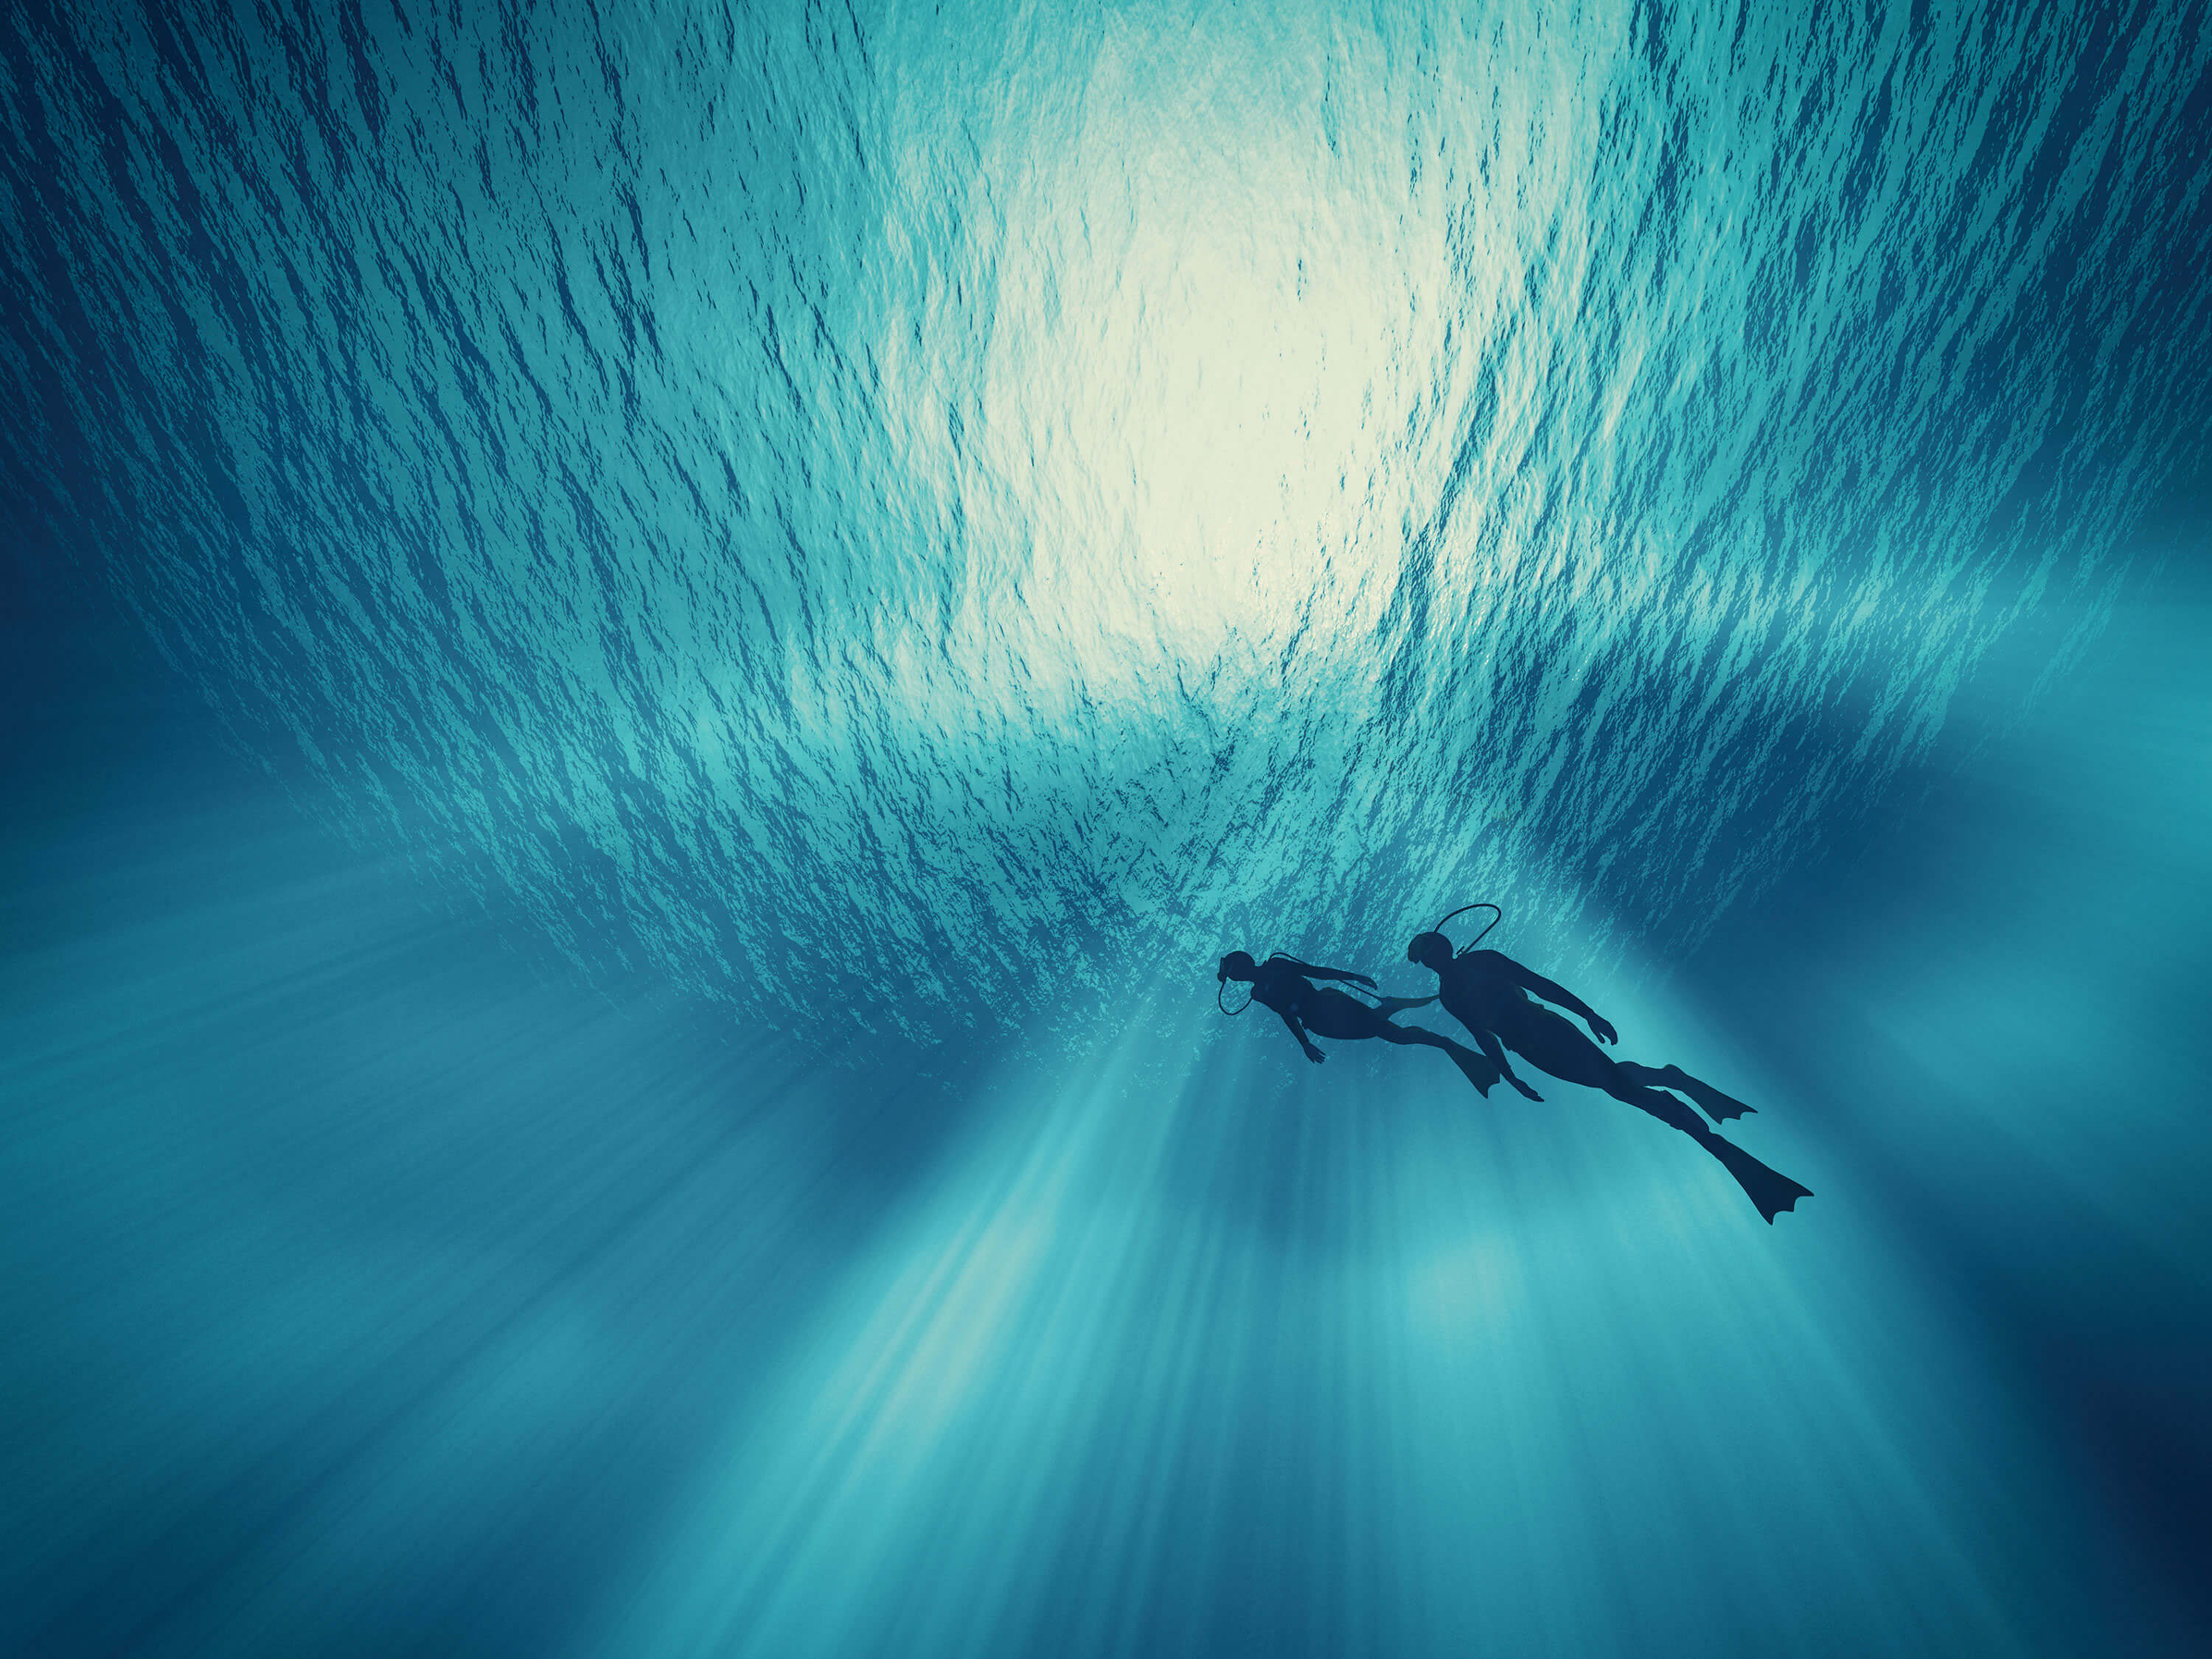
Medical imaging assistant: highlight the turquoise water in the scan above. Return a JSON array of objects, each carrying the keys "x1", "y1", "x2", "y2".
[{"x1": 4, "y1": 2, "x2": 2209, "y2": 1656}]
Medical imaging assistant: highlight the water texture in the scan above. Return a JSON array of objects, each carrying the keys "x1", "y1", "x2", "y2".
[
  {"x1": 6, "y1": 7, "x2": 2212, "y2": 1659},
  {"x1": 7, "y1": 0, "x2": 2208, "y2": 1052}
]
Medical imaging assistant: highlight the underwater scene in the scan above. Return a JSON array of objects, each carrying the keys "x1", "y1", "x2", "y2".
[{"x1": 4, "y1": 1, "x2": 2209, "y2": 1655}]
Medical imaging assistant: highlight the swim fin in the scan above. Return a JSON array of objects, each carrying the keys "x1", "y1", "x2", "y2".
[
  {"x1": 1680, "y1": 1079, "x2": 1756, "y2": 1124},
  {"x1": 1703, "y1": 1134, "x2": 1813, "y2": 1224},
  {"x1": 1444, "y1": 1042, "x2": 1499, "y2": 1097},
  {"x1": 1632, "y1": 1065, "x2": 1756, "y2": 1124}
]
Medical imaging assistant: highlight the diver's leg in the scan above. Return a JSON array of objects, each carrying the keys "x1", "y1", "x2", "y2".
[
  {"x1": 1297, "y1": 990, "x2": 1391, "y2": 1043},
  {"x1": 1496, "y1": 1009, "x2": 1754, "y2": 1139},
  {"x1": 1613, "y1": 1062, "x2": 1734, "y2": 1126},
  {"x1": 1606, "y1": 1079, "x2": 1708, "y2": 1136},
  {"x1": 1604, "y1": 1079, "x2": 1811, "y2": 1222},
  {"x1": 1493, "y1": 1008, "x2": 1804, "y2": 1218},
  {"x1": 1372, "y1": 993, "x2": 1438, "y2": 1017},
  {"x1": 1617, "y1": 1062, "x2": 1756, "y2": 1122},
  {"x1": 1495, "y1": 1006, "x2": 1618, "y2": 1095},
  {"x1": 1377, "y1": 1023, "x2": 1500, "y2": 1097}
]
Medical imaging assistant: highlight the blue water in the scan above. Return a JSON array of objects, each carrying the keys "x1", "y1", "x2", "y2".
[{"x1": 4, "y1": 2, "x2": 2210, "y2": 1656}]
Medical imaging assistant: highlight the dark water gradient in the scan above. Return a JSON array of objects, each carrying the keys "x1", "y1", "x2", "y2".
[{"x1": 4, "y1": 4, "x2": 2211, "y2": 1658}]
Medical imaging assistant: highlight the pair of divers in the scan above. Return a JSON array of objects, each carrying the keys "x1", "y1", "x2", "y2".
[{"x1": 1216, "y1": 905, "x2": 1812, "y2": 1222}]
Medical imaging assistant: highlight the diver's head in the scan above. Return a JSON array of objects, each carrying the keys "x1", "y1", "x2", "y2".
[
  {"x1": 1406, "y1": 931, "x2": 1453, "y2": 970},
  {"x1": 1217, "y1": 950, "x2": 1259, "y2": 983}
]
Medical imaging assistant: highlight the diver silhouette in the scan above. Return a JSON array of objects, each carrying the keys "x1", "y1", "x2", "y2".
[
  {"x1": 1406, "y1": 914, "x2": 1813, "y2": 1223},
  {"x1": 1217, "y1": 950, "x2": 1501, "y2": 1096}
]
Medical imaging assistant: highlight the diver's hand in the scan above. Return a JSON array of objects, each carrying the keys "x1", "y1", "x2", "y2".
[
  {"x1": 1304, "y1": 1043, "x2": 1326, "y2": 1064},
  {"x1": 1509, "y1": 1076, "x2": 1544, "y2": 1102},
  {"x1": 1588, "y1": 1015, "x2": 1618, "y2": 1045}
]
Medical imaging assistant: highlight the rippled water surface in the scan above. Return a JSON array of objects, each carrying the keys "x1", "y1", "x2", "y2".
[
  {"x1": 5, "y1": 4, "x2": 2211, "y2": 1658},
  {"x1": 10, "y1": 0, "x2": 2208, "y2": 1049}
]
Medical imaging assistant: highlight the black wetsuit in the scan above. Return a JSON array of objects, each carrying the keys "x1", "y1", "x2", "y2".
[
  {"x1": 1246, "y1": 958, "x2": 1500, "y2": 1094},
  {"x1": 1419, "y1": 947, "x2": 1813, "y2": 1222}
]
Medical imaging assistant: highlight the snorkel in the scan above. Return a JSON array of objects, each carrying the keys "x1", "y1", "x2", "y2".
[
  {"x1": 1407, "y1": 902, "x2": 1503, "y2": 965},
  {"x1": 1216, "y1": 951, "x2": 1258, "y2": 1015}
]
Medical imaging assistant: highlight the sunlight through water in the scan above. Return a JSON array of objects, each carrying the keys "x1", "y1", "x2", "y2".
[
  {"x1": 4, "y1": 1, "x2": 2211, "y2": 1658},
  {"x1": 8, "y1": 0, "x2": 2207, "y2": 1052}
]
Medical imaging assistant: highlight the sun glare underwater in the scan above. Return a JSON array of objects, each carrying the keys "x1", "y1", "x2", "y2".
[{"x1": 4, "y1": 1, "x2": 2211, "y2": 1657}]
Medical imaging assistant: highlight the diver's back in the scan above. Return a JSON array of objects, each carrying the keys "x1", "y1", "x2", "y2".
[{"x1": 1439, "y1": 950, "x2": 1526, "y2": 1029}]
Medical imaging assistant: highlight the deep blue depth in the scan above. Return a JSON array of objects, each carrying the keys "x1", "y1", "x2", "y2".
[{"x1": 4, "y1": 4, "x2": 2211, "y2": 1657}]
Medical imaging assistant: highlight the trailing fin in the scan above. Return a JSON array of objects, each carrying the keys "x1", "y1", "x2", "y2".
[
  {"x1": 1445, "y1": 1043, "x2": 1500, "y2": 1098},
  {"x1": 1680, "y1": 1078, "x2": 1756, "y2": 1124},
  {"x1": 1703, "y1": 1135, "x2": 1814, "y2": 1224}
]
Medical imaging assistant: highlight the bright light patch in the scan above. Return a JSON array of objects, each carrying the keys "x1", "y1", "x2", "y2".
[
  {"x1": 877, "y1": 17, "x2": 1466, "y2": 714},
  {"x1": 1408, "y1": 1234, "x2": 1522, "y2": 1329}
]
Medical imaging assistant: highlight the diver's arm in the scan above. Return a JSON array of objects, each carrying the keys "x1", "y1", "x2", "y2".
[
  {"x1": 1509, "y1": 960, "x2": 1618, "y2": 1045},
  {"x1": 1303, "y1": 961, "x2": 1378, "y2": 989},
  {"x1": 1275, "y1": 1008, "x2": 1326, "y2": 1064}
]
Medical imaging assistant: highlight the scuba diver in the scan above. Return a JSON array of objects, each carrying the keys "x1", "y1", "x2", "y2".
[
  {"x1": 1217, "y1": 950, "x2": 1501, "y2": 1096},
  {"x1": 1406, "y1": 906, "x2": 1814, "y2": 1223}
]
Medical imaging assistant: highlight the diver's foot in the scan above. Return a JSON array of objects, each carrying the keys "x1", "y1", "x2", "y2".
[
  {"x1": 1445, "y1": 1048, "x2": 1500, "y2": 1098},
  {"x1": 1511, "y1": 1078, "x2": 1544, "y2": 1102},
  {"x1": 1663, "y1": 1067, "x2": 1756, "y2": 1124},
  {"x1": 1702, "y1": 1134, "x2": 1812, "y2": 1223}
]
